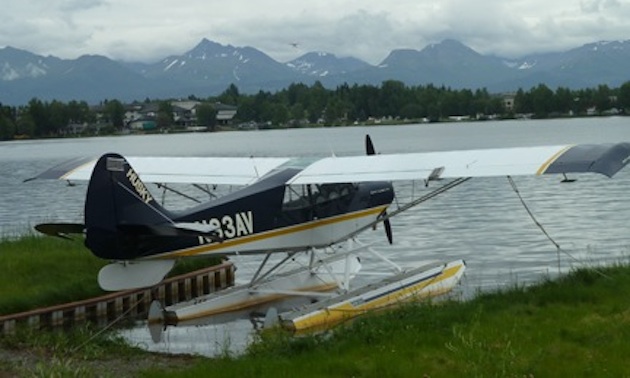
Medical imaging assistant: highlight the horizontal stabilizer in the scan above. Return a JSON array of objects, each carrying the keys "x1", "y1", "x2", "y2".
[
  {"x1": 35, "y1": 223, "x2": 85, "y2": 239},
  {"x1": 116, "y1": 223, "x2": 221, "y2": 241},
  {"x1": 98, "y1": 260, "x2": 176, "y2": 291},
  {"x1": 173, "y1": 222, "x2": 218, "y2": 234}
]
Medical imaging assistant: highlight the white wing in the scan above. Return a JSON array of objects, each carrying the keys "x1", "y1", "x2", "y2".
[
  {"x1": 35, "y1": 156, "x2": 291, "y2": 185},
  {"x1": 32, "y1": 142, "x2": 630, "y2": 186},
  {"x1": 288, "y1": 143, "x2": 630, "y2": 184}
]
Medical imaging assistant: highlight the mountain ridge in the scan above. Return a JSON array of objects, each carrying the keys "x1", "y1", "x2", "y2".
[{"x1": 1, "y1": 39, "x2": 629, "y2": 105}]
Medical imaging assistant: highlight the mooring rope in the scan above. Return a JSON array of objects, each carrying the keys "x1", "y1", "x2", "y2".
[
  {"x1": 507, "y1": 175, "x2": 611, "y2": 279},
  {"x1": 70, "y1": 291, "x2": 147, "y2": 354}
]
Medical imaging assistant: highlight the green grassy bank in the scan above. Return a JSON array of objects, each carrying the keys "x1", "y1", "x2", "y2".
[
  {"x1": 1, "y1": 236, "x2": 629, "y2": 377},
  {"x1": 0, "y1": 235, "x2": 106, "y2": 314},
  {"x1": 0, "y1": 235, "x2": 220, "y2": 315},
  {"x1": 145, "y1": 265, "x2": 630, "y2": 378}
]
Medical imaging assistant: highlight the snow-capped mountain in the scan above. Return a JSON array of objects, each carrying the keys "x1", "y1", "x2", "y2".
[
  {"x1": 139, "y1": 39, "x2": 296, "y2": 85},
  {"x1": 1, "y1": 39, "x2": 630, "y2": 105},
  {"x1": 285, "y1": 52, "x2": 370, "y2": 77}
]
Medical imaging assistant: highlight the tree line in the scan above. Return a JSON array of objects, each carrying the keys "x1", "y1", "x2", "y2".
[{"x1": 2, "y1": 80, "x2": 630, "y2": 141}]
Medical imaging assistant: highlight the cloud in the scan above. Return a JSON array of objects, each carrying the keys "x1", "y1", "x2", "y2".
[
  {"x1": 1, "y1": 0, "x2": 630, "y2": 64},
  {"x1": 581, "y1": 0, "x2": 621, "y2": 12}
]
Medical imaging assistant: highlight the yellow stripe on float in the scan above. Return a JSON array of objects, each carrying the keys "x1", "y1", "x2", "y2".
[{"x1": 289, "y1": 263, "x2": 465, "y2": 333}]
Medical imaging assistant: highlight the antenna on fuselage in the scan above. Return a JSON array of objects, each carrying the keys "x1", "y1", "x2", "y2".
[{"x1": 250, "y1": 155, "x2": 260, "y2": 179}]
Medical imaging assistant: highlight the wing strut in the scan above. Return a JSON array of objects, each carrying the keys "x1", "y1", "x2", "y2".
[
  {"x1": 334, "y1": 176, "x2": 472, "y2": 246},
  {"x1": 381, "y1": 176, "x2": 472, "y2": 223}
]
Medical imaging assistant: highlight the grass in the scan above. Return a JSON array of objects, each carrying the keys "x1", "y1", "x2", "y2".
[
  {"x1": 0, "y1": 235, "x2": 106, "y2": 315},
  {"x1": 1, "y1": 235, "x2": 629, "y2": 376},
  {"x1": 0, "y1": 235, "x2": 222, "y2": 376},
  {"x1": 0, "y1": 323, "x2": 192, "y2": 377},
  {"x1": 142, "y1": 265, "x2": 630, "y2": 377},
  {"x1": 0, "y1": 235, "x2": 222, "y2": 315}
]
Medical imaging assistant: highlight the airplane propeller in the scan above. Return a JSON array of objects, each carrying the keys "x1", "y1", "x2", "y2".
[{"x1": 366, "y1": 134, "x2": 393, "y2": 245}]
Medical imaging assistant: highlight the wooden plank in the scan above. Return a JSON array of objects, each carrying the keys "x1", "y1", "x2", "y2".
[{"x1": 0, "y1": 262, "x2": 234, "y2": 334}]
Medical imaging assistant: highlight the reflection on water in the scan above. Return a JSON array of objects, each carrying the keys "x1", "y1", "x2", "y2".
[{"x1": 2, "y1": 118, "x2": 630, "y2": 356}]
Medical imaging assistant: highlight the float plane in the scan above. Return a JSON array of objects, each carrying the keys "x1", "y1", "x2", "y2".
[{"x1": 32, "y1": 136, "x2": 630, "y2": 333}]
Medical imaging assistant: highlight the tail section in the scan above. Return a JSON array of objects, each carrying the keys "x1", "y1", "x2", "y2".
[{"x1": 84, "y1": 153, "x2": 172, "y2": 260}]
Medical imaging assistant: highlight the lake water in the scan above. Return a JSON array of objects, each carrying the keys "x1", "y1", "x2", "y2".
[{"x1": 2, "y1": 117, "x2": 630, "y2": 356}]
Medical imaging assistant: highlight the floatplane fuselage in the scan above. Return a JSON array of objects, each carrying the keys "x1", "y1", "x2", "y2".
[{"x1": 85, "y1": 153, "x2": 394, "y2": 263}]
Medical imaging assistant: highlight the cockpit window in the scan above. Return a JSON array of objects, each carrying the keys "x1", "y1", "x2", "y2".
[
  {"x1": 282, "y1": 183, "x2": 355, "y2": 210},
  {"x1": 282, "y1": 184, "x2": 310, "y2": 209}
]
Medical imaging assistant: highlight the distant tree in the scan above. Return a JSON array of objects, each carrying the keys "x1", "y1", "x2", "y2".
[
  {"x1": 349, "y1": 84, "x2": 379, "y2": 121},
  {"x1": 49, "y1": 100, "x2": 69, "y2": 133},
  {"x1": 66, "y1": 100, "x2": 92, "y2": 124},
  {"x1": 286, "y1": 83, "x2": 310, "y2": 107},
  {"x1": 196, "y1": 103, "x2": 217, "y2": 131},
  {"x1": 16, "y1": 114, "x2": 36, "y2": 136},
  {"x1": 553, "y1": 87, "x2": 574, "y2": 114},
  {"x1": 234, "y1": 96, "x2": 257, "y2": 122},
  {"x1": 0, "y1": 103, "x2": 15, "y2": 122},
  {"x1": 531, "y1": 84, "x2": 554, "y2": 118},
  {"x1": 618, "y1": 81, "x2": 630, "y2": 112},
  {"x1": 513, "y1": 88, "x2": 531, "y2": 114},
  {"x1": 426, "y1": 103, "x2": 440, "y2": 122},
  {"x1": 103, "y1": 99, "x2": 125, "y2": 128},
  {"x1": 593, "y1": 85, "x2": 612, "y2": 113},
  {"x1": 218, "y1": 84, "x2": 240, "y2": 105},
  {"x1": 307, "y1": 81, "x2": 328, "y2": 123},
  {"x1": 252, "y1": 90, "x2": 274, "y2": 122},
  {"x1": 379, "y1": 80, "x2": 406, "y2": 117},
  {"x1": 487, "y1": 97, "x2": 505, "y2": 115},
  {"x1": 323, "y1": 96, "x2": 347, "y2": 125},
  {"x1": 14, "y1": 78, "x2": 630, "y2": 138},
  {"x1": 400, "y1": 103, "x2": 424, "y2": 119},
  {"x1": 0, "y1": 115, "x2": 14, "y2": 140},
  {"x1": 572, "y1": 88, "x2": 592, "y2": 115},
  {"x1": 289, "y1": 103, "x2": 305, "y2": 122},
  {"x1": 27, "y1": 98, "x2": 50, "y2": 136},
  {"x1": 440, "y1": 91, "x2": 460, "y2": 117},
  {"x1": 270, "y1": 103, "x2": 289, "y2": 126},
  {"x1": 157, "y1": 101, "x2": 174, "y2": 129}
]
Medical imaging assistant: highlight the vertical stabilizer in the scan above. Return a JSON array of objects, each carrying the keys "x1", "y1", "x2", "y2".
[{"x1": 84, "y1": 153, "x2": 171, "y2": 260}]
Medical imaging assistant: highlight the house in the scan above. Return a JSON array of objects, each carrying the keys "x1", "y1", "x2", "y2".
[
  {"x1": 214, "y1": 103, "x2": 237, "y2": 125},
  {"x1": 502, "y1": 93, "x2": 516, "y2": 111},
  {"x1": 128, "y1": 118, "x2": 157, "y2": 131},
  {"x1": 116, "y1": 100, "x2": 238, "y2": 130},
  {"x1": 172, "y1": 101, "x2": 201, "y2": 127}
]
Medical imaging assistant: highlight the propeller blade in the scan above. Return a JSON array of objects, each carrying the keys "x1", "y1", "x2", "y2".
[
  {"x1": 365, "y1": 134, "x2": 376, "y2": 155},
  {"x1": 376, "y1": 210, "x2": 394, "y2": 244},
  {"x1": 384, "y1": 218, "x2": 393, "y2": 244},
  {"x1": 367, "y1": 135, "x2": 393, "y2": 244}
]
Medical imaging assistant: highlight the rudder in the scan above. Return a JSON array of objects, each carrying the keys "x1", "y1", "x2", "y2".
[{"x1": 84, "y1": 153, "x2": 172, "y2": 260}]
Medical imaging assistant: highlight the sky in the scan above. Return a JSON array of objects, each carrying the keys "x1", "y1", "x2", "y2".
[{"x1": 1, "y1": 0, "x2": 629, "y2": 65}]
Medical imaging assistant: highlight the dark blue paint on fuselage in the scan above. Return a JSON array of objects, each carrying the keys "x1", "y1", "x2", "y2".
[{"x1": 84, "y1": 153, "x2": 394, "y2": 260}]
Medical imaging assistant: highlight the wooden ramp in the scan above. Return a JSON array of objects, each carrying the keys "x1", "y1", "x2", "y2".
[{"x1": 0, "y1": 262, "x2": 234, "y2": 334}]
